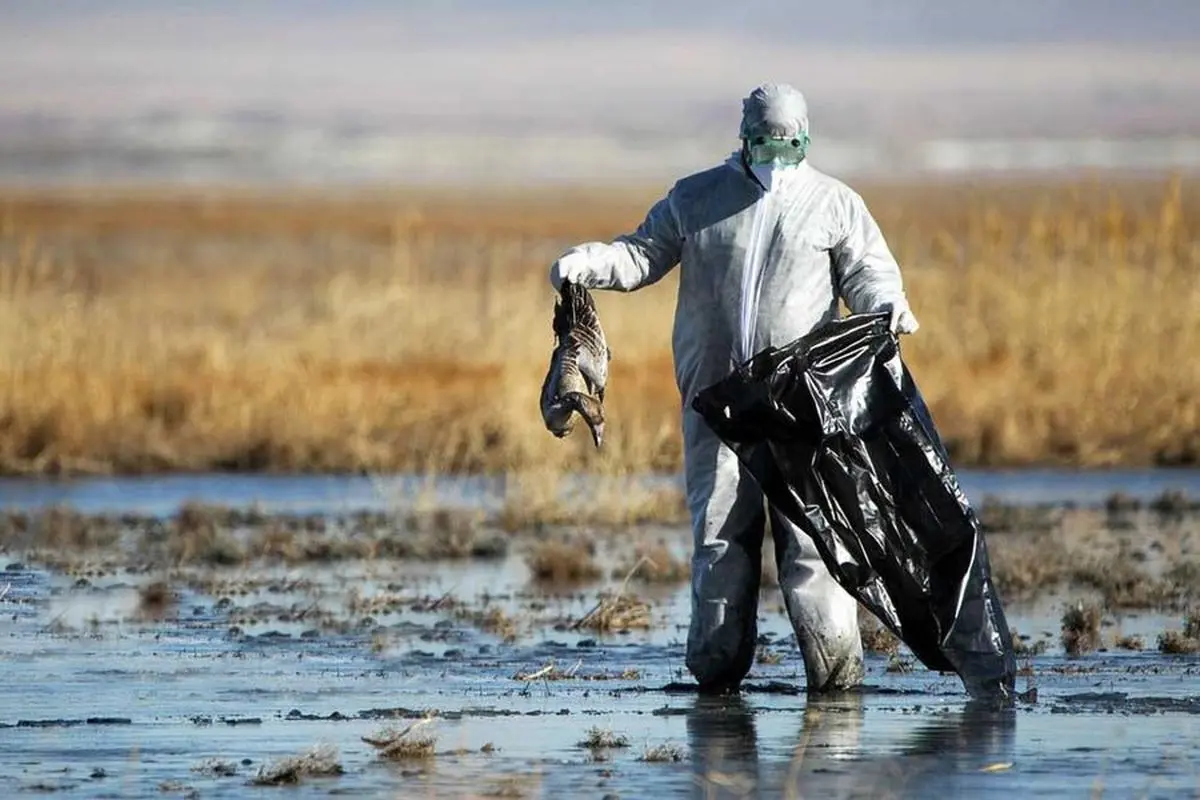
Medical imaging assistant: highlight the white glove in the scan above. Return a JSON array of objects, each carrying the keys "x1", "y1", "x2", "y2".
[
  {"x1": 548, "y1": 249, "x2": 592, "y2": 291},
  {"x1": 883, "y1": 302, "x2": 920, "y2": 335}
]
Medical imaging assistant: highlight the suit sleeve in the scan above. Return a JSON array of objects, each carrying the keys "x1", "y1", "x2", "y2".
[
  {"x1": 553, "y1": 192, "x2": 684, "y2": 292},
  {"x1": 831, "y1": 188, "x2": 910, "y2": 314}
]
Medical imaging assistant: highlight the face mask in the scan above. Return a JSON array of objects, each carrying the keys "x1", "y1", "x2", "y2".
[
  {"x1": 749, "y1": 162, "x2": 781, "y2": 192},
  {"x1": 742, "y1": 132, "x2": 809, "y2": 191}
]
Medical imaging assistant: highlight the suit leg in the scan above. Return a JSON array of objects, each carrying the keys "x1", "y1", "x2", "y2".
[
  {"x1": 769, "y1": 507, "x2": 865, "y2": 692},
  {"x1": 683, "y1": 409, "x2": 767, "y2": 692}
]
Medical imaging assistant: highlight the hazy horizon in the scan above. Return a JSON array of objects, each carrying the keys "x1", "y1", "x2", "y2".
[{"x1": 3, "y1": 1, "x2": 1199, "y2": 185}]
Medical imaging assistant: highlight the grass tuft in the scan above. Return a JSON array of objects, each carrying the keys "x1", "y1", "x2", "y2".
[
  {"x1": 639, "y1": 743, "x2": 686, "y2": 763},
  {"x1": 1061, "y1": 602, "x2": 1104, "y2": 656},
  {"x1": 613, "y1": 543, "x2": 690, "y2": 584},
  {"x1": 1011, "y1": 629, "x2": 1050, "y2": 657},
  {"x1": 1157, "y1": 609, "x2": 1200, "y2": 654},
  {"x1": 250, "y1": 745, "x2": 344, "y2": 785},
  {"x1": 573, "y1": 592, "x2": 652, "y2": 633},
  {"x1": 1114, "y1": 633, "x2": 1144, "y2": 651},
  {"x1": 859, "y1": 612, "x2": 901, "y2": 656},
  {"x1": 137, "y1": 579, "x2": 176, "y2": 620},
  {"x1": 525, "y1": 539, "x2": 601, "y2": 585},
  {"x1": 578, "y1": 726, "x2": 631, "y2": 750},
  {"x1": 755, "y1": 645, "x2": 784, "y2": 665},
  {"x1": 362, "y1": 718, "x2": 439, "y2": 761}
]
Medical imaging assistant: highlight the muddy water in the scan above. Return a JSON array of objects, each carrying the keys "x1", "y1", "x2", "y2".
[{"x1": 2, "y1": 474, "x2": 1200, "y2": 798}]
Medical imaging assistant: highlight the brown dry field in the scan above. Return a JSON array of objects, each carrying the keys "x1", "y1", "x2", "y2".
[{"x1": 0, "y1": 174, "x2": 1197, "y2": 477}]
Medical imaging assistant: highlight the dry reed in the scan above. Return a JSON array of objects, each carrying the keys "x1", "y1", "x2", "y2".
[
  {"x1": 573, "y1": 592, "x2": 652, "y2": 633},
  {"x1": 1158, "y1": 609, "x2": 1200, "y2": 653},
  {"x1": 755, "y1": 645, "x2": 784, "y2": 665},
  {"x1": 251, "y1": 745, "x2": 344, "y2": 785},
  {"x1": 1011, "y1": 632, "x2": 1050, "y2": 657},
  {"x1": 1113, "y1": 633, "x2": 1145, "y2": 651},
  {"x1": 362, "y1": 718, "x2": 439, "y2": 761},
  {"x1": 612, "y1": 542, "x2": 690, "y2": 584},
  {"x1": 498, "y1": 471, "x2": 688, "y2": 530},
  {"x1": 579, "y1": 727, "x2": 631, "y2": 749},
  {"x1": 639, "y1": 743, "x2": 686, "y2": 763},
  {"x1": 524, "y1": 539, "x2": 601, "y2": 585},
  {"x1": 1061, "y1": 602, "x2": 1104, "y2": 656},
  {"x1": 858, "y1": 611, "x2": 902, "y2": 656},
  {"x1": 1, "y1": 177, "x2": 1197, "y2": 477},
  {"x1": 136, "y1": 579, "x2": 176, "y2": 620}
]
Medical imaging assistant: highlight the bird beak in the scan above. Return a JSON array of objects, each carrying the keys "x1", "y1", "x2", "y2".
[{"x1": 589, "y1": 421, "x2": 605, "y2": 449}]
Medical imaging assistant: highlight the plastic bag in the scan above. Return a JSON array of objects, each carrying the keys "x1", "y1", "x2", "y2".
[{"x1": 691, "y1": 312, "x2": 1017, "y2": 701}]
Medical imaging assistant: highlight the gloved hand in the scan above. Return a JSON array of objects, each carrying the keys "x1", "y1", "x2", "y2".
[
  {"x1": 548, "y1": 249, "x2": 592, "y2": 292},
  {"x1": 881, "y1": 302, "x2": 920, "y2": 335}
]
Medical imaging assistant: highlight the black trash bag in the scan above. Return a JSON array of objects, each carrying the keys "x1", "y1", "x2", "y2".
[{"x1": 691, "y1": 312, "x2": 1017, "y2": 701}]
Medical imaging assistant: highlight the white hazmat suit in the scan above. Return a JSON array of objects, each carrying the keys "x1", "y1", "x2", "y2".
[{"x1": 550, "y1": 83, "x2": 919, "y2": 694}]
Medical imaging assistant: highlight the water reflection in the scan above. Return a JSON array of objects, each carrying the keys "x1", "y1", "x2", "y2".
[
  {"x1": 687, "y1": 694, "x2": 763, "y2": 799},
  {"x1": 858, "y1": 701, "x2": 1018, "y2": 797},
  {"x1": 687, "y1": 693, "x2": 1017, "y2": 798}
]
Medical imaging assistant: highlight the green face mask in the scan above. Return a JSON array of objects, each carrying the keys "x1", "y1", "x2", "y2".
[{"x1": 744, "y1": 133, "x2": 809, "y2": 166}]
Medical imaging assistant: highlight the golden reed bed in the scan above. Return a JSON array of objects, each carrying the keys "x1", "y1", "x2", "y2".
[{"x1": 0, "y1": 175, "x2": 1196, "y2": 477}]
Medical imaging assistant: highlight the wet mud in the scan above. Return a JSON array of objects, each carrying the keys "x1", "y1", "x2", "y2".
[{"x1": 2, "y1": 477, "x2": 1200, "y2": 798}]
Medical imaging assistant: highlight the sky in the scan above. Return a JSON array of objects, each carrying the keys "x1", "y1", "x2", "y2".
[{"x1": 1, "y1": 1, "x2": 1198, "y2": 184}]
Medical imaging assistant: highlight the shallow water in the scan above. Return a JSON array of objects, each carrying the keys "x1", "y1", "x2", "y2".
[
  {"x1": 3, "y1": 546, "x2": 1200, "y2": 799},
  {"x1": 2, "y1": 474, "x2": 1200, "y2": 798},
  {"x1": 1, "y1": 467, "x2": 1199, "y2": 517}
]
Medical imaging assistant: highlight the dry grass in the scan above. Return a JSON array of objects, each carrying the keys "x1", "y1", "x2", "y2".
[
  {"x1": 858, "y1": 612, "x2": 901, "y2": 656},
  {"x1": 1157, "y1": 630, "x2": 1200, "y2": 654},
  {"x1": 639, "y1": 743, "x2": 686, "y2": 763},
  {"x1": 0, "y1": 507, "x2": 123, "y2": 553},
  {"x1": 573, "y1": 590, "x2": 653, "y2": 633},
  {"x1": 1069, "y1": 551, "x2": 1181, "y2": 610},
  {"x1": 568, "y1": 554, "x2": 656, "y2": 632},
  {"x1": 458, "y1": 606, "x2": 519, "y2": 642},
  {"x1": 513, "y1": 659, "x2": 583, "y2": 681},
  {"x1": 613, "y1": 542, "x2": 690, "y2": 584},
  {"x1": 1, "y1": 177, "x2": 1197, "y2": 477},
  {"x1": 986, "y1": 516, "x2": 1197, "y2": 611},
  {"x1": 362, "y1": 718, "x2": 439, "y2": 761},
  {"x1": 513, "y1": 660, "x2": 639, "y2": 681},
  {"x1": 0, "y1": 505, "x2": 509, "y2": 570},
  {"x1": 1158, "y1": 609, "x2": 1200, "y2": 654},
  {"x1": 525, "y1": 539, "x2": 601, "y2": 585},
  {"x1": 1114, "y1": 633, "x2": 1145, "y2": 651},
  {"x1": 987, "y1": 528, "x2": 1073, "y2": 602},
  {"x1": 755, "y1": 645, "x2": 784, "y2": 665},
  {"x1": 136, "y1": 579, "x2": 176, "y2": 620},
  {"x1": 578, "y1": 727, "x2": 631, "y2": 750},
  {"x1": 1012, "y1": 633, "x2": 1050, "y2": 657},
  {"x1": 1061, "y1": 602, "x2": 1104, "y2": 656},
  {"x1": 498, "y1": 471, "x2": 688, "y2": 530}
]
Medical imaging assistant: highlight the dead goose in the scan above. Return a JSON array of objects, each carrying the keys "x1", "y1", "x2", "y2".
[{"x1": 540, "y1": 278, "x2": 611, "y2": 448}]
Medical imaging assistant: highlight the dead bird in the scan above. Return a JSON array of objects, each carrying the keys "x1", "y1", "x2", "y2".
[{"x1": 540, "y1": 278, "x2": 611, "y2": 447}]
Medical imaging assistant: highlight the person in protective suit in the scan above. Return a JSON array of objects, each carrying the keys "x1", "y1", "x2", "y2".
[{"x1": 548, "y1": 82, "x2": 920, "y2": 694}]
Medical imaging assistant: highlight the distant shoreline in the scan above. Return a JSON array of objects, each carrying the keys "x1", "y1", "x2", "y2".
[{"x1": 1, "y1": 113, "x2": 1198, "y2": 189}]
